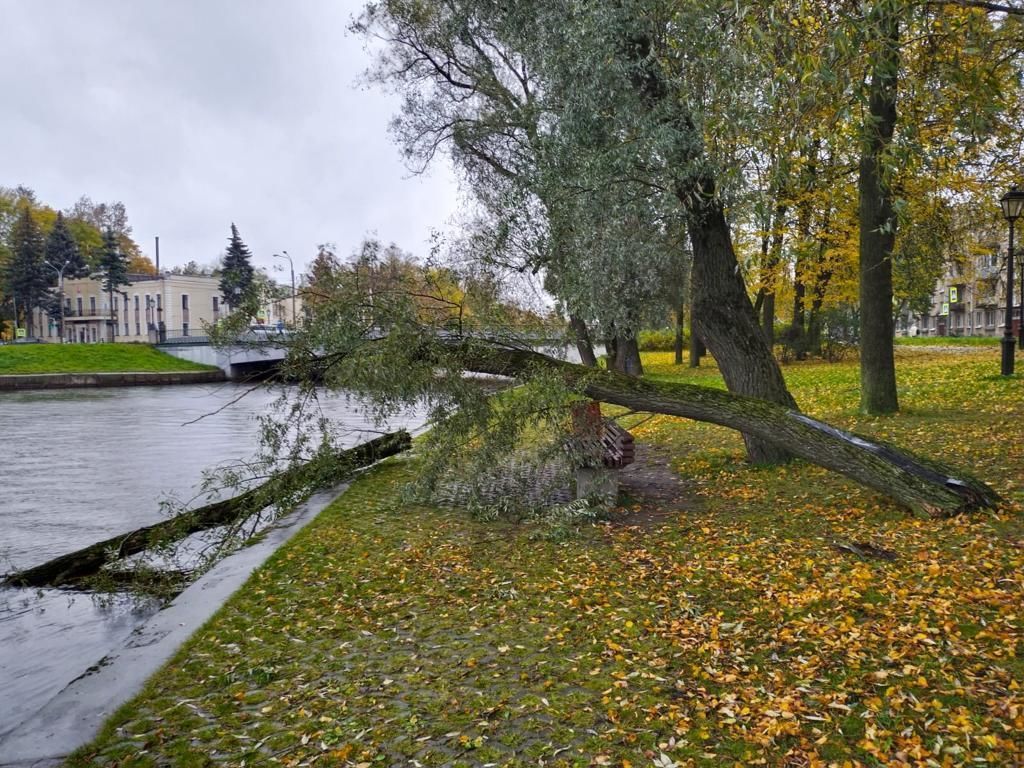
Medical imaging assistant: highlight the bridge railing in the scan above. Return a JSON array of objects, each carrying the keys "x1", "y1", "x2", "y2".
[{"x1": 153, "y1": 328, "x2": 211, "y2": 345}]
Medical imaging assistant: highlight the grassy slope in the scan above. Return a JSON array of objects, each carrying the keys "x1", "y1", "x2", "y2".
[
  {"x1": 67, "y1": 348, "x2": 1023, "y2": 768},
  {"x1": 0, "y1": 344, "x2": 216, "y2": 374}
]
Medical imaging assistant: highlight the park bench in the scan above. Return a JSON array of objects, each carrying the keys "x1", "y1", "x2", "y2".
[
  {"x1": 570, "y1": 401, "x2": 634, "y2": 501},
  {"x1": 600, "y1": 420, "x2": 635, "y2": 469}
]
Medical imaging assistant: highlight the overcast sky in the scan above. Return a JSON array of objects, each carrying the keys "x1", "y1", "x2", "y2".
[{"x1": 1, "y1": 1, "x2": 462, "y2": 277}]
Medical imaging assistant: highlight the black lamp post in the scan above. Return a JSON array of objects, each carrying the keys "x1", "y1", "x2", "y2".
[{"x1": 1000, "y1": 185, "x2": 1024, "y2": 375}]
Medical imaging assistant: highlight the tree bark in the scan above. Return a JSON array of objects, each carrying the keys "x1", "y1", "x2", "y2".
[
  {"x1": 687, "y1": 186, "x2": 797, "y2": 464},
  {"x1": 674, "y1": 302, "x2": 685, "y2": 365},
  {"x1": 858, "y1": 4, "x2": 900, "y2": 415},
  {"x1": 568, "y1": 314, "x2": 598, "y2": 367},
  {"x1": 462, "y1": 347, "x2": 997, "y2": 518},
  {"x1": 689, "y1": 331, "x2": 705, "y2": 368},
  {"x1": 614, "y1": 333, "x2": 644, "y2": 377},
  {"x1": 3, "y1": 431, "x2": 412, "y2": 589}
]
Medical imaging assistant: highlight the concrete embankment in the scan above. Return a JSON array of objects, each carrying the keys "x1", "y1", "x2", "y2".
[{"x1": 0, "y1": 370, "x2": 225, "y2": 390}]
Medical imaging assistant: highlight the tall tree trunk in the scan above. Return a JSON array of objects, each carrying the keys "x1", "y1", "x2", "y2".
[
  {"x1": 687, "y1": 184, "x2": 797, "y2": 464},
  {"x1": 461, "y1": 347, "x2": 997, "y2": 518},
  {"x1": 689, "y1": 331, "x2": 705, "y2": 368},
  {"x1": 858, "y1": 4, "x2": 900, "y2": 415},
  {"x1": 614, "y1": 333, "x2": 643, "y2": 377},
  {"x1": 760, "y1": 202, "x2": 787, "y2": 347},
  {"x1": 568, "y1": 314, "x2": 597, "y2": 367},
  {"x1": 674, "y1": 302, "x2": 685, "y2": 365}
]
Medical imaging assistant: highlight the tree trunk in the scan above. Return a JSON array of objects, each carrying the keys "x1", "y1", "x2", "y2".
[
  {"x1": 462, "y1": 347, "x2": 997, "y2": 518},
  {"x1": 614, "y1": 333, "x2": 643, "y2": 377},
  {"x1": 568, "y1": 314, "x2": 597, "y2": 367},
  {"x1": 689, "y1": 331, "x2": 705, "y2": 368},
  {"x1": 3, "y1": 432, "x2": 412, "y2": 589},
  {"x1": 760, "y1": 201, "x2": 786, "y2": 347},
  {"x1": 687, "y1": 185, "x2": 797, "y2": 464},
  {"x1": 858, "y1": 4, "x2": 900, "y2": 415},
  {"x1": 674, "y1": 302, "x2": 685, "y2": 365}
]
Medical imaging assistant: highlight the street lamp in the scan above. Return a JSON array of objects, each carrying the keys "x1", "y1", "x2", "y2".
[
  {"x1": 43, "y1": 259, "x2": 70, "y2": 343},
  {"x1": 999, "y1": 185, "x2": 1024, "y2": 375},
  {"x1": 273, "y1": 250, "x2": 296, "y2": 329}
]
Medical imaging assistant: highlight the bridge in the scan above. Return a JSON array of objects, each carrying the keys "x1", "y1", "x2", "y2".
[{"x1": 156, "y1": 332, "x2": 289, "y2": 380}]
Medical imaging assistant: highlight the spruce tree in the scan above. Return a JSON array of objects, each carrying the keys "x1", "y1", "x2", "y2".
[
  {"x1": 220, "y1": 223, "x2": 255, "y2": 311},
  {"x1": 98, "y1": 228, "x2": 130, "y2": 341},
  {"x1": 45, "y1": 212, "x2": 90, "y2": 279},
  {"x1": 4, "y1": 207, "x2": 47, "y2": 336}
]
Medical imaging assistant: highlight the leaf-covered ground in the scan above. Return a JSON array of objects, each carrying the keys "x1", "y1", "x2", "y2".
[{"x1": 67, "y1": 348, "x2": 1023, "y2": 767}]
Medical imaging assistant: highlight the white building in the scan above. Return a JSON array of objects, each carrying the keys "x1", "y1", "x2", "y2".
[{"x1": 32, "y1": 273, "x2": 303, "y2": 343}]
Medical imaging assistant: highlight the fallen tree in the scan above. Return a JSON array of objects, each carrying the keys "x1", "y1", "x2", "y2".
[
  {"x1": 459, "y1": 346, "x2": 997, "y2": 518},
  {"x1": 3, "y1": 431, "x2": 412, "y2": 590}
]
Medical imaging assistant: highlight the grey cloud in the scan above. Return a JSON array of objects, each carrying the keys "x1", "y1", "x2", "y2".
[{"x1": 1, "y1": 0, "x2": 459, "y2": 275}]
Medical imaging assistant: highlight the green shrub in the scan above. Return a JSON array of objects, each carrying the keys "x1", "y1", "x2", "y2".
[{"x1": 638, "y1": 327, "x2": 683, "y2": 351}]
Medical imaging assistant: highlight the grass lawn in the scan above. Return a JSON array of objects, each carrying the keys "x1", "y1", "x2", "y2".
[
  {"x1": 0, "y1": 344, "x2": 216, "y2": 374},
  {"x1": 66, "y1": 348, "x2": 1023, "y2": 767},
  {"x1": 894, "y1": 335, "x2": 1001, "y2": 347}
]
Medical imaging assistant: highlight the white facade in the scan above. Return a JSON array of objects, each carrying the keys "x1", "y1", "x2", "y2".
[
  {"x1": 33, "y1": 273, "x2": 304, "y2": 343},
  {"x1": 34, "y1": 273, "x2": 227, "y2": 343}
]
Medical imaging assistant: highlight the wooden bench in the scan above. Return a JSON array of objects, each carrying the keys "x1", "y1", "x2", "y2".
[
  {"x1": 569, "y1": 402, "x2": 635, "y2": 469},
  {"x1": 600, "y1": 420, "x2": 635, "y2": 469}
]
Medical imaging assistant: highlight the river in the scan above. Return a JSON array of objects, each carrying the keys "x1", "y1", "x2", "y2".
[{"x1": 0, "y1": 382, "x2": 425, "y2": 738}]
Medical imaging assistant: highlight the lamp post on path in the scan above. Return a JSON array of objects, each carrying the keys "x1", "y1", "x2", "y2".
[{"x1": 999, "y1": 187, "x2": 1024, "y2": 375}]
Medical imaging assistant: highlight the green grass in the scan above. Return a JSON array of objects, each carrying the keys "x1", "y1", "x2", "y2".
[
  {"x1": 894, "y1": 334, "x2": 1001, "y2": 346},
  {"x1": 64, "y1": 350, "x2": 1024, "y2": 767},
  {"x1": 0, "y1": 344, "x2": 217, "y2": 374}
]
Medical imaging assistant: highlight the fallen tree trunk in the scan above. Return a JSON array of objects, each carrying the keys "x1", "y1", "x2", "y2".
[
  {"x1": 463, "y1": 346, "x2": 997, "y2": 517},
  {"x1": 3, "y1": 431, "x2": 412, "y2": 589}
]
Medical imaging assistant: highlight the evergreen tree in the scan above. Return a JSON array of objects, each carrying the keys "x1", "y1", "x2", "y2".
[
  {"x1": 44, "y1": 213, "x2": 90, "y2": 339},
  {"x1": 98, "y1": 228, "x2": 130, "y2": 341},
  {"x1": 45, "y1": 212, "x2": 90, "y2": 279},
  {"x1": 4, "y1": 206, "x2": 47, "y2": 336},
  {"x1": 220, "y1": 223, "x2": 255, "y2": 310}
]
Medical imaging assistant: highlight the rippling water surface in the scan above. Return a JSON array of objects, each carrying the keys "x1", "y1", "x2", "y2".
[{"x1": 0, "y1": 382, "x2": 423, "y2": 735}]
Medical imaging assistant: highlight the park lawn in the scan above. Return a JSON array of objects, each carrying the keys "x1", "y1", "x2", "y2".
[
  {"x1": 66, "y1": 349, "x2": 1023, "y2": 768},
  {"x1": 0, "y1": 344, "x2": 216, "y2": 374},
  {"x1": 894, "y1": 336, "x2": 1001, "y2": 347}
]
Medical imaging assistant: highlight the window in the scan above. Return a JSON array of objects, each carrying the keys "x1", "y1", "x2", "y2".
[
  {"x1": 182, "y1": 294, "x2": 190, "y2": 327},
  {"x1": 125, "y1": 321, "x2": 129, "y2": 336},
  {"x1": 145, "y1": 294, "x2": 152, "y2": 326},
  {"x1": 182, "y1": 322, "x2": 189, "y2": 337},
  {"x1": 212, "y1": 296, "x2": 219, "y2": 315},
  {"x1": 89, "y1": 297, "x2": 96, "y2": 314},
  {"x1": 77, "y1": 297, "x2": 83, "y2": 315},
  {"x1": 136, "y1": 322, "x2": 141, "y2": 336}
]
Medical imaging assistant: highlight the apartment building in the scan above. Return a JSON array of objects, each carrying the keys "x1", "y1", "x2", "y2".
[{"x1": 903, "y1": 247, "x2": 1017, "y2": 338}]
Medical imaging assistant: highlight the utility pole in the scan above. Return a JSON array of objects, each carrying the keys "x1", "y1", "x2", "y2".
[{"x1": 274, "y1": 250, "x2": 296, "y2": 328}]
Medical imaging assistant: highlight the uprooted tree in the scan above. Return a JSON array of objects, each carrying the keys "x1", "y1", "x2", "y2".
[{"x1": 274, "y1": 266, "x2": 998, "y2": 520}]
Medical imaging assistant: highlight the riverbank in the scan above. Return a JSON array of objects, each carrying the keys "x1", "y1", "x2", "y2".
[
  {"x1": 0, "y1": 369, "x2": 225, "y2": 389},
  {"x1": 0, "y1": 481, "x2": 353, "y2": 767},
  {"x1": 56, "y1": 351, "x2": 1023, "y2": 767},
  {"x1": 0, "y1": 345, "x2": 222, "y2": 389},
  {"x1": 0, "y1": 344, "x2": 217, "y2": 374}
]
